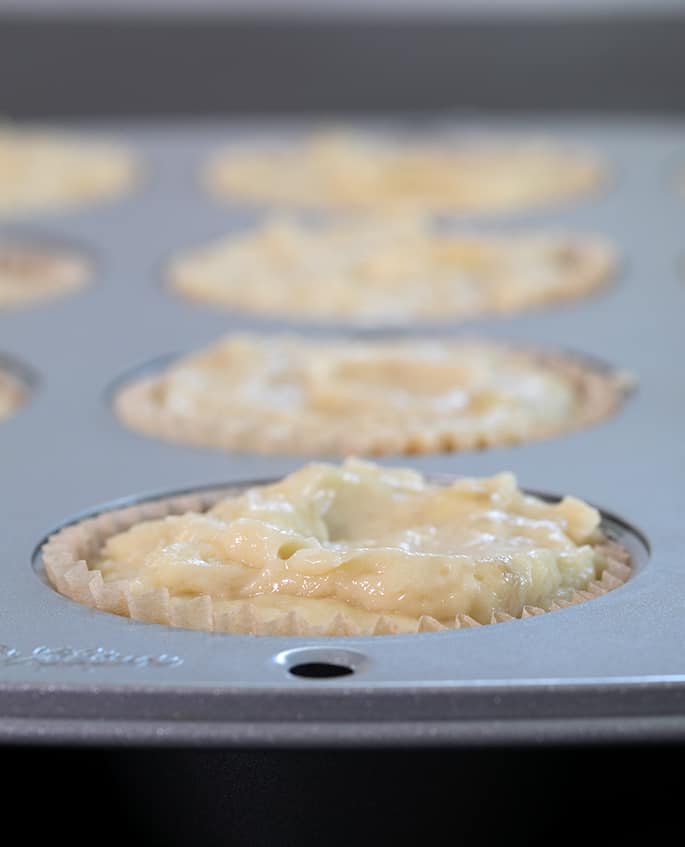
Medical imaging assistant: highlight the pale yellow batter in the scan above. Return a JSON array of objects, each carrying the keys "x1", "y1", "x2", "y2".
[
  {"x1": 44, "y1": 460, "x2": 627, "y2": 635},
  {"x1": 170, "y1": 216, "x2": 614, "y2": 324},
  {"x1": 0, "y1": 127, "x2": 136, "y2": 217},
  {"x1": 206, "y1": 131, "x2": 603, "y2": 214},
  {"x1": 115, "y1": 334, "x2": 625, "y2": 456},
  {"x1": 0, "y1": 242, "x2": 90, "y2": 310},
  {"x1": 0, "y1": 368, "x2": 25, "y2": 420}
]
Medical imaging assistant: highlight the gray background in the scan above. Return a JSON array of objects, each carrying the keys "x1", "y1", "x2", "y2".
[
  {"x1": 1, "y1": 10, "x2": 685, "y2": 117},
  {"x1": 2, "y1": 1, "x2": 684, "y2": 15}
]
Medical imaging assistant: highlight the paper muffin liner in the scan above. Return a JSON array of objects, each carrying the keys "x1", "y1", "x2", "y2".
[
  {"x1": 0, "y1": 239, "x2": 91, "y2": 312},
  {"x1": 41, "y1": 486, "x2": 632, "y2": 638},
  {"x1": 168, "y1": 227, "x2": 616, "y2": 325},
  {"x1": 204, "y1": 134, "x2": 605, "y2": 215},
  {"x1": 113, "y1": 346, "x2": 633, "y2": 457},
  {"x1": 0, "y1": 128, "x2": 139, "y2": 219}
]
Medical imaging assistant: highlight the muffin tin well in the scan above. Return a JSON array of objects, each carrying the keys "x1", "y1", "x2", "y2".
[
  {"x1": 107, "y1": 339, "x2": 629, "y2": 456},
  {"x1": 0, "y1": 231, "x2": 94, "y2": 313},
  {"x1": 35, "y1": 477, "x2": 644, "y2": 635},
  {"x1": 0, "y1": 117, "x2": 683, "y2": 746}
]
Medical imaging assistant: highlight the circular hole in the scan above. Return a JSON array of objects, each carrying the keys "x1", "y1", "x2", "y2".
[
  {"x1": 274, "y1": 647, "x2": 368, "y2": 675},
  {"x1": 289, "y1": 662, "x2": 354, "y2": 679}
]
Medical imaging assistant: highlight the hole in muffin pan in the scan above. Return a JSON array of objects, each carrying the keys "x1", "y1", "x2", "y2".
[
  {"x1": 289, "y1": 662, "x2": 355, "y2": 679},
  {"x1": 274, "y1": 648, "x2": 367, "y2": 677},
  {"x1": 33, "y1": 477, "x2": 650, "y2": 639}
]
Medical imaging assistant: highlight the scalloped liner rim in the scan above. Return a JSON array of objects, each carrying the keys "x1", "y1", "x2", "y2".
[
  {"x1": 41, "y1": 484, "x2": 632, "y2": 638},
  {"x1": 168, "y1": 231, "x2": 616, "y2": 325},
  {"x1": 114, "y1": 346, "x2": 632, "y2": 456}
]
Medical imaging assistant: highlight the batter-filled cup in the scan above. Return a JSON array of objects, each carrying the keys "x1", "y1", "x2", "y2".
[
  {"x1": 114, "y1": 334, "x2": 632, "y2": 456},
  {"x1": 0, "y1": 126, "x2": 137, "y2": 218},
  {"x1": 169, "y1": 216, "x2": 616, "y2": 326},
  {"x1": 206, "y1": 130, "x2": 605, "y2": 215},
  {"x1": 0, "y1": 239, "x2": 91, "y2": 311},
  {"x1": 42, "y1": 460, "x2": 632, "y2": 637}
]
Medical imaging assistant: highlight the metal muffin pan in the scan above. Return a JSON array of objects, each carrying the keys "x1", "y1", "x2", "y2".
[{"x1": 1, "y1": 116, "x2": 684, "y2": 746}]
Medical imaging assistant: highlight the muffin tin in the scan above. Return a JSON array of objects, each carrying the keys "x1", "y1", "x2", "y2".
[{"x1": 1, "y1": 116, "x2": 684, "y2": 746}]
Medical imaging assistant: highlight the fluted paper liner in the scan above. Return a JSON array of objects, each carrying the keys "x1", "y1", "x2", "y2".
[
  {"x1": 0, "y1": 241, "x2": 91, "y2": 312},
  {"x1": 205, "y1": 134, "x2": 605, "y2": 215},
  {"x1": 41, "y1": 485, "x2": 632, "y2": 638},
  {"x1": 169, "y1": 224, "x2": 616, "y2": 326},
  {"x1": 114, "y1": 347, "x2": 633, "y2": 457}
]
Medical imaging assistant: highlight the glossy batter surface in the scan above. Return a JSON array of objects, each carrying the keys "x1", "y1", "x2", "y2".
[{"x1": 94, "y1": 460, "x2": 612, "y2": 629}]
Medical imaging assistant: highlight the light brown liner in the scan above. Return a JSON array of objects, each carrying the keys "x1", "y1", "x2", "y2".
[
  {"x1": 0, "y1": 367, "x2": 28, "y2": 420},
  {"x1": 168, "y1": 234, "x2": 616, "y2": 324},
  {"x1": 42, "y1": 486, "x2": 632, "y2": 638},
  {"x1": 0, "y1": 130, "x2": 139, "y2": 219},
  {"x1": 204, "y1": 138, "x2": 605, "y2": 215},
  {"x1": 0, "y1": 243, "x2": 91, "y2": 312},
  {"x1": 113, "y1": 348, "x2": 633, "y2": 457}
]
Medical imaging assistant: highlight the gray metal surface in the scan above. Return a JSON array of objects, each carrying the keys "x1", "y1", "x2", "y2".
[
  {"x1": 1, "y1": 116, "x2": 684, "y2": 746},
  {"x1": 3, "y1": 0, "x2": 683, "y2": 16},
  {"x1": 3, "y1": 16, "x2": 685, "y2": 118}
]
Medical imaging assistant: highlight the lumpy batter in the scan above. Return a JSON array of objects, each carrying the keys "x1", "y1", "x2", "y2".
[
  {"x1": 206, "y1": 131, "x2": 603, "y2": 214},
  {"x1": 93, "y1": 459, "x2": 613, "y2": 630},
  {"x1": 0, "y1": 127, "x2": 136, "y2": 217},
  {"x1": 170, "y1": 216, "x2": 614, "y2": 324},
  {"x1": 0, "y1": 242, "x2": 90, "y2": 310},
  {"x1": 115, "y1": 334, "x2": 624, "y2": 456}
]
